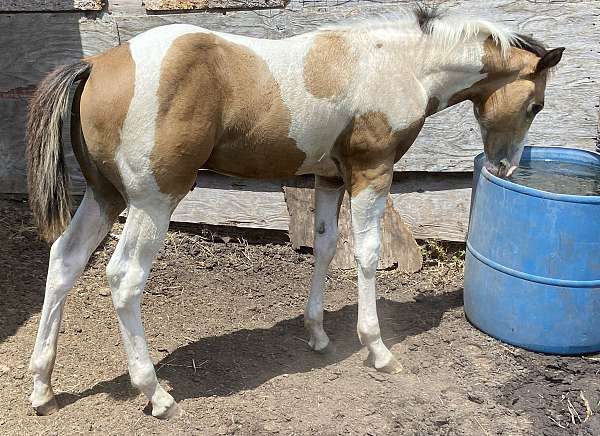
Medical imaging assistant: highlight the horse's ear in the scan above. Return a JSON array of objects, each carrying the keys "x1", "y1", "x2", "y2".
[{"x1": 535, "y1": 47, "x2": 565, "y2": 73}]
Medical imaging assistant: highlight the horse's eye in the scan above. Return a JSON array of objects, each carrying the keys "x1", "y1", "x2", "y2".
[{"x1": 530, "y1": 104, "x2": 544, "y2": 115}]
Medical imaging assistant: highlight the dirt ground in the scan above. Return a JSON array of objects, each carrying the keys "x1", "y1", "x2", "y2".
[{"x1": 1, "y1": 196, "x2": 599, "y2": 436}]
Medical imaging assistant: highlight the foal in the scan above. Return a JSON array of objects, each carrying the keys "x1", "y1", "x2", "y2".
[{"x1": 26, "y1": 8, "x2": 564, "y2": 418}]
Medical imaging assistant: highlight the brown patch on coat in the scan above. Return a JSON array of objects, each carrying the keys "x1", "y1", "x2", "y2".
[
  {"x1": 332, "y1": 112, "x2": 424, "y2": 196},
  {"x1": 394, "y1": 118, "x2": 425, "y2": 162},
  {"x1": 446, "y1": 38, "x2": 541, "y2": 108},
  {"x1": 303, "y1": 32, "x2": 355, "y2": 100},
  {"x1": 71, "y1": 80, "x2": 125, "y2": 218},
  {"x1": 79, "y1": 43, "x2": 135, "y2": 196},
  {"x1": 152, "y1": 32, "x2": 305, "y2": 196}
]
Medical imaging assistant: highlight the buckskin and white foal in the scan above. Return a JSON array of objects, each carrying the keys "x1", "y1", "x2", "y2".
[{"x1": 25, "y1": 7, "x2": 564, "y2": 418}]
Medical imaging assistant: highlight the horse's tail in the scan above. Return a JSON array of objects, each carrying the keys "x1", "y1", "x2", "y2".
[{"x1": 26, "y1": 61, "x2": 91, "y2": 243}]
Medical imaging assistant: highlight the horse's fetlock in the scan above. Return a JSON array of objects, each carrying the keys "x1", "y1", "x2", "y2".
[
  {"x1": 357, "y1": 323, "x2": 381, "y2": 346},
  {"x1": 130, "y1": 363, "x2": 157, "y2": 390}
]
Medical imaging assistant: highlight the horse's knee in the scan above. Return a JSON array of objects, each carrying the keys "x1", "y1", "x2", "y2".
[
  {"x1": 354, "y1": 237, "x2": 380, "y2": 274},
  {"x1": 314, "y1": 221, "x2": 338, "y2": 261}
]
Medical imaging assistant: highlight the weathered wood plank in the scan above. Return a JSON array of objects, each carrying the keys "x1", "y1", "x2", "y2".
[
  {"x1": 0, "y1": 0, "x2": 103, "y2": 12},
  {"x1": 115, "y1": 0, "x2": 600, "y2": 172},
  {"x1": 0, "y1": 14, "x2": 118, "y2": 90},
  {"x1": 0, "y1": 97, "x2": 88, "y2": 196},
  {"x1": 145, "y1": 0, "x2": 287, "y2": 11},
  {"x1": 0, "y1": 13, "x2": 119, "y2": 195},
  {"x1": 106, "y1": 0, "x2": 145, "y2": 15},
  {"x1": 390, "y1": 172, "x2": 473, "y2": 242},
  {"x1": 171, "y1": 173, "x2": 290, "y2": 230},
  {"x1": 285, "y1": 187, "x2": 423, "y2": 271},
  {"x1": 167, "y1": 172, "x2": 473, "y2": 242},
  {"x1": 115, "y1": 9, "x2": 286, "y2": 40},
  {"x1": 2, "y1": 159, "x2": 471, "y2": 241},
  {"x1": 0, "y1": 99, "x2": 28, "y2": 194}
]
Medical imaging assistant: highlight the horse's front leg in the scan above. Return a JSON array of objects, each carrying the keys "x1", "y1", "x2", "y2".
[
  {"x1": 334, "y1": 111, "x2": 408, "y2": 373},
  {"x1": 106, "y1": 201, "x2": 180, "y2": 419},
  {"x1": 350, "y1": 177, "x2": 403, "y2": 373},
  {"x1": 304, "y1": 175, "x2": 344, "y2": 352}
]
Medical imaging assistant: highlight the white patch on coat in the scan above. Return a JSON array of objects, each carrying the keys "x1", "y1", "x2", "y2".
[
  {"x1": 350, "y1": 186, "x2": 395, "y2": 368},
  {"x1": 117, "y1": 24, "x2": 202, "y2": 203},
  {"x1": 325, "y1": 11, "x2": 518, "y2": 58}
]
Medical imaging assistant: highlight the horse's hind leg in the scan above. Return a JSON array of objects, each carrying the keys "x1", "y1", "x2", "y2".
[
  {"x1": 106, "y1": 199, "x2": 179, "y2": 419},
  {"x1": 29, "y1": 187, "x2": 123, "y2": 415},
  {"x1": 304, "y1": 176, "x2": 343, "y2": 352}
]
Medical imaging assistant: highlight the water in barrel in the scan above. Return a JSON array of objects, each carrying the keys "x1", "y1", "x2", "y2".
[{"x1": 509, "y1": 160, "x2": 600, "y2": 196}]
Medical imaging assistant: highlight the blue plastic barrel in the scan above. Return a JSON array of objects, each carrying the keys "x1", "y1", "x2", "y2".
[{"x1": 464, "y1": 146, "x2": 600, "y2": 355}]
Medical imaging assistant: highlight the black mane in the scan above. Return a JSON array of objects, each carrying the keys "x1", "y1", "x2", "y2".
[
  {"x1": 512, "y1": 34, "x2": 548, "y2": 57},
  {"x1": 414, "y1": 4, "x2": 442, "y2": 33}
]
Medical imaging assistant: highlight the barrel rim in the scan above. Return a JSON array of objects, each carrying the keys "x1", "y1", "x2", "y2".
[{"x1": 475, "y1": 147, "x2": 600, "y2": 204}]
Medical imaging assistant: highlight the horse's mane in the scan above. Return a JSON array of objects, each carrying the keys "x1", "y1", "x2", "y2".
[
  {"x1": 322, "y1": 4, "x2": 547, "y2": 59},
  {"x1": 511, "y1": 33, "x2": 548, "y2": 57},
  {"x1": 416, "y1": 4, "x2": 548, "y2": 57}
]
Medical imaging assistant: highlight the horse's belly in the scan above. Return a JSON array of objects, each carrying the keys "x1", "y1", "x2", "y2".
[
  {"x1": 203, "y1": 134, "x2": 306, "y2": 179},
  {"x1": 204, "y1": 115, "x2": 344, "y2": 179}
]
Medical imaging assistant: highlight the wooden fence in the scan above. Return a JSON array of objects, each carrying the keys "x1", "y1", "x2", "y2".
[{"x1": 1, "y1": 0, "x2": 598, "y2": 242}]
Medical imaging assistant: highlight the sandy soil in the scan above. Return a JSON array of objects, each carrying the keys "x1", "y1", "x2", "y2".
[{"x1": 1, "y1": 197, "x2": 599, "y2": 435}]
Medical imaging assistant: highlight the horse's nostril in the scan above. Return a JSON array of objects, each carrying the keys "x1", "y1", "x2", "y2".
[
  {"x1": 500, "y1": 158, "x2": 511, "y2": 169},
  {"x1": 484, "y1": 161, "x2": 500, "y2": 176}
]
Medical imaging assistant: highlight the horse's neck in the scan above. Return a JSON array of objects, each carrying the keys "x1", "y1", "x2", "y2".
[
  {"x1": 418, "y1": 42, "x2": 489, "y2": 110},
  {"x1": 346, "y1": 28, "x2": 490, "y2": 123}
]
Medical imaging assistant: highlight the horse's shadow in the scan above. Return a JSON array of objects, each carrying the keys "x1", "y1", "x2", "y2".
[
  {"x1": 0, "y1": 199, "x2": 49, "y2": 344},
  {"x1": 57, "y1": 288, "x2": 463, "y2": 408}
]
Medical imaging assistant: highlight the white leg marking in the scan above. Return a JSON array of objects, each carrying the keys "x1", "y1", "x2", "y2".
[
  {"x1": 106, "y1": 202, "x2": 180, "y2": 419},
  {"x1": 305, "y1": 177, "x2": 343, "y2": 352},
  {"x1": 351, "y1": 187, "x2": 402, "y2": 373},
  {"x1": 29, "y1": 189, "x2": 115, "y2": 414}
]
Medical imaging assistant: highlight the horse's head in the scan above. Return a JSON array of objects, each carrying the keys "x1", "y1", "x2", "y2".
[
  {"x1": 473, "y1": 40, "x2": 564, "y2": 177},
  {"x1": 472, "y1": 39, "x2": 564, "y2": 177}
]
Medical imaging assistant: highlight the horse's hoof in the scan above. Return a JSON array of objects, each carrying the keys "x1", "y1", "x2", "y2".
[
  {"x1": 33, "y1": 397, "x2": 59, "y2": 416},
  {"x1": 152, "y1": 399, "x2": 182, "y2": 420},
  {"x1": 376, "y1": 356, "x2": 403, "y2": 374},
  {"x1": 366, "y1": 352, "x2": 403, "y2": 374}
]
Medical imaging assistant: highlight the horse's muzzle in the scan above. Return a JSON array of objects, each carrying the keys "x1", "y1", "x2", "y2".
[{"x1": 484, "y1": 159, "x2": 517, "y2": 179}]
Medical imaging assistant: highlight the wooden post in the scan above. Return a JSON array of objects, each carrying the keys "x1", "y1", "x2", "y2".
[{"x1": 284, "y1": 186, "x2": 423, "y2": 272}]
